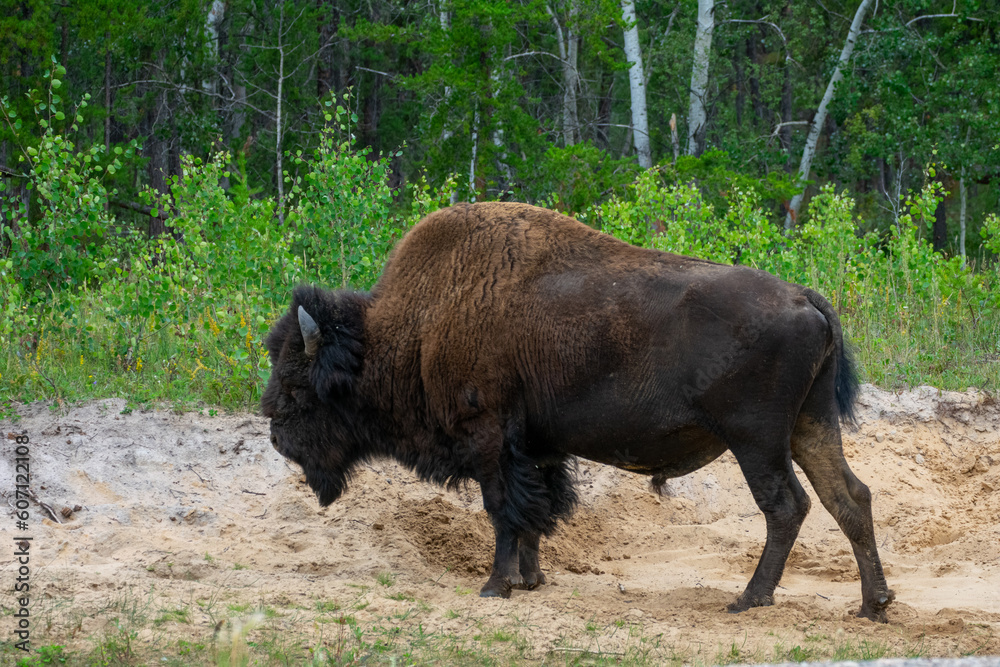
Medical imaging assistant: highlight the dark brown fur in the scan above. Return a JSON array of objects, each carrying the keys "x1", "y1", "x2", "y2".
[{"x1": 262, "y1": 202, "x2": 893, "y2": 620}]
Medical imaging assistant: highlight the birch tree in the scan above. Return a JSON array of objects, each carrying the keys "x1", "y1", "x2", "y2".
[
  {"x1": 439, "y1": 4, "x2": 454, "y2": 144},
  {"x1": 959, "y1": 167, "x2": 967, "y2": 266},
  {"x1": 469, "y1": 104, "x2": 479, "y2": 201},
  {"x1": 621, "y1": 0, "x2": 651, "y2": 168},
  {"x1": 547, "y1": 1, "x2": 580, "y2": 146},
  {"x1": 686, "y1": 0, "x2": 714, "y2": 156},
  {"x1": 490, "y1": 63, "x2": 513, "y2": 193},
  {"x1": 959, "y1": 127, "x2": 971, "y2": 266},
  {"x1": 785, "y1": 0, "x2": 874, "y2": 229}
]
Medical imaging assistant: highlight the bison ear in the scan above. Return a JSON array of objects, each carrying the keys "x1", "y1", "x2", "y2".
[
  {"x1": 298, "y1": 306, "x2": 322, "y2": 357},
  {"x1": 307, "y1": 291, "x2": 368, "y2": 402}
]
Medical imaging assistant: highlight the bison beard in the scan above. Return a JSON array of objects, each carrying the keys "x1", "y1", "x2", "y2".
[{"x1": 262, "y1": 202, "x2": 894, "y2": 622}]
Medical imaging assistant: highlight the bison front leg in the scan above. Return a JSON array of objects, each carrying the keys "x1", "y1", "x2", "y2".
[
  {"x1": 467, "y1": 418, "x2": 555, "y2": 598},
  {"x1": 480, "y1": 521, "x2": 522, "y2": 598},
  {"x1": 468, "y1": 421, "x2": 525, "y2": 598}
]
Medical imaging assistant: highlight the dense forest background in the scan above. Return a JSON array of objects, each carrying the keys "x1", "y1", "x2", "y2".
[
  {"x1": 1, "y1": 0, "x2": 999, "y2": 409},
  {"x1": 2, "y1": 0, "x2": 998, "y2": 244}
]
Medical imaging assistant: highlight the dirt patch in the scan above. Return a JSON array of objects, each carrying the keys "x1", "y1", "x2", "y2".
[{"x1": 2, "y1": 384, "x2": 999, "y2": 661}]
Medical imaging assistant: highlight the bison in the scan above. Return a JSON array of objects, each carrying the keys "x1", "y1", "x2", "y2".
[{"x1": 262, "y1": 202, "x2": 894, "y2": 622}]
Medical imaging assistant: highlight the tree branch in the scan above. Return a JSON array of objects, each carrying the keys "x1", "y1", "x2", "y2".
[
  {"x1": 355, "y1": 66, "x2": 396, "y2": 79},
  {"x1": 503, "y1": 50, "x2": 574, "y2": 68},
  {"x1": 722, "y1": 17, "x2": 802, "y2": 70},
  {"x1": 0, "y1": 165, "x2": 29, "y2": 179},
  {"x1": 111, "y1": 200, "x2": 170, "y2": 220},
  {"x1": 905, "y1": 13, "x2": 980, "y2": 27},
  {"x1": 769, "y1": 120, "x2": 809, "y2": 138}
]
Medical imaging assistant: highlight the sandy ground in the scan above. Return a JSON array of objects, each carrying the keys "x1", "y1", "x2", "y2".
[{"x1": 2, "y1": 384, "x2": 999, "y2": 663}]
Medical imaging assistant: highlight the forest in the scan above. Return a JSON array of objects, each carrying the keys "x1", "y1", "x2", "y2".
[{"x1": 1, "y1": 0, "x2": 999, "y2": 410}]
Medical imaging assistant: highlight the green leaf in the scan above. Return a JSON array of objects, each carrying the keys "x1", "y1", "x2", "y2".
[{"x1": 51, "y1": 79, "x2": 62, "y2": 89}]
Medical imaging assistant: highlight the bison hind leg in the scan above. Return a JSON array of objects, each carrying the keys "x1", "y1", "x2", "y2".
[
  {"x1": 791, "y1": 358, "x2": 892, "y2": 622},
  {"x1": 791, "y1": 414, "x2": 893, "y2": 622},
  {"x1": 725, "y1": 444, "x2": 811, "y2": 614},
  {"x1": 511, "y1": 531, "x2": 546, "y2": 590}
]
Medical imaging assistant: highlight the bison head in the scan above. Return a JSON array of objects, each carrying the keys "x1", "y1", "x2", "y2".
[{"x1": 261, "y1": 286, "x2": 372, "y2": 505}]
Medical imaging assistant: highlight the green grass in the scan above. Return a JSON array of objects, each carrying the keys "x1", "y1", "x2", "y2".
[
  {"x1": 314, "y1": 599, "x2": 341, "y2": 613},
  {"x1": 2, "y1": 601, "x2": 993, "y2": 667},
  {"x1": 153, "y1": 608, "x2": 191, "y2": 627}
]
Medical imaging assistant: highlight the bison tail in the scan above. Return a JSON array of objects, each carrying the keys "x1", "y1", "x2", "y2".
[
  {"x1": 836, "y1": 343, "x2": 860, "y2": 426},
  {"x1": 805, "y1": 289, "x2": 860, "y2": 426}
]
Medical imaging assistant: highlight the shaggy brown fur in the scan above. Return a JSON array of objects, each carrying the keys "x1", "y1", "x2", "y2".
[{"x1": 262, "y1": 202, "x2": 893, "y2": 621}]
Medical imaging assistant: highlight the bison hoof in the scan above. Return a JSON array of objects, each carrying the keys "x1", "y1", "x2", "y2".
[
  {"x1": 513, "y1": 571, "x2": 546, "y2": 591},
  {"x1": 858, "y1": 589, "x2": 895, "y2": 623},
  {"x1": 480, "y1": 579, "x2": 513, "y2": 599},
  {"x1": 726, "y1": 594, "x2": 774, "y2": 614}
]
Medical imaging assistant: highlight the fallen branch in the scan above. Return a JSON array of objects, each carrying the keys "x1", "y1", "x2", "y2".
[
  {"x1": 186, "y1": 464, "x2": 213, "y2": 487},
  {"x1": 27, "y1": 488, "x2": 62, "y2": 524}
]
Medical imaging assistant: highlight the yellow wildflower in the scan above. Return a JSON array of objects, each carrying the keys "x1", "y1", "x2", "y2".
[{"x1": 205, "y1": 307, "x2": 221, "y2": 336}]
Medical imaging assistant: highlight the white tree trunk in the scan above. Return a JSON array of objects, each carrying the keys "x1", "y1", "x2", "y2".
[
  {"x1": 205, "y1": 0, "x2": 224, "y2": 95},
  {"x1": 469, "y1": 104, "x2": 479, "y2": 202},
  {"x1": 548, "y1": 2, "x2": 580, "y2": 146},
  {"x1": 959, "y1": 126, "x2": 970, "y2": 267},
  {"x1": 786, "y1": 0, "x2": 873, "y2": 229},
  {"x1": 959, "y1": 167, "x2": 967, "y2": 268},
  {"x1": 440, "y1": 6, "x2": 454, "y2": 143},
  {"x1": 490, "y1": 66, "x2": 513, "y2": 191},
  {"x1": 276, "y1": 5, "x2": 285, "y2": 225},
  {"x1": 686, "y1": 0, "x2": 714, "y2": 156},
  {"x1": 669, "y1": 112, "x2": 680, "y2": 164},
  {"x1": 621, "y1": 0, "x2": 651, "y2": 168}
]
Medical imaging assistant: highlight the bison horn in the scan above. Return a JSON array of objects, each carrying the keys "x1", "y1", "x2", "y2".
[{"x1": 298, "y1": 306, "x2": 322, "y2": 357}]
